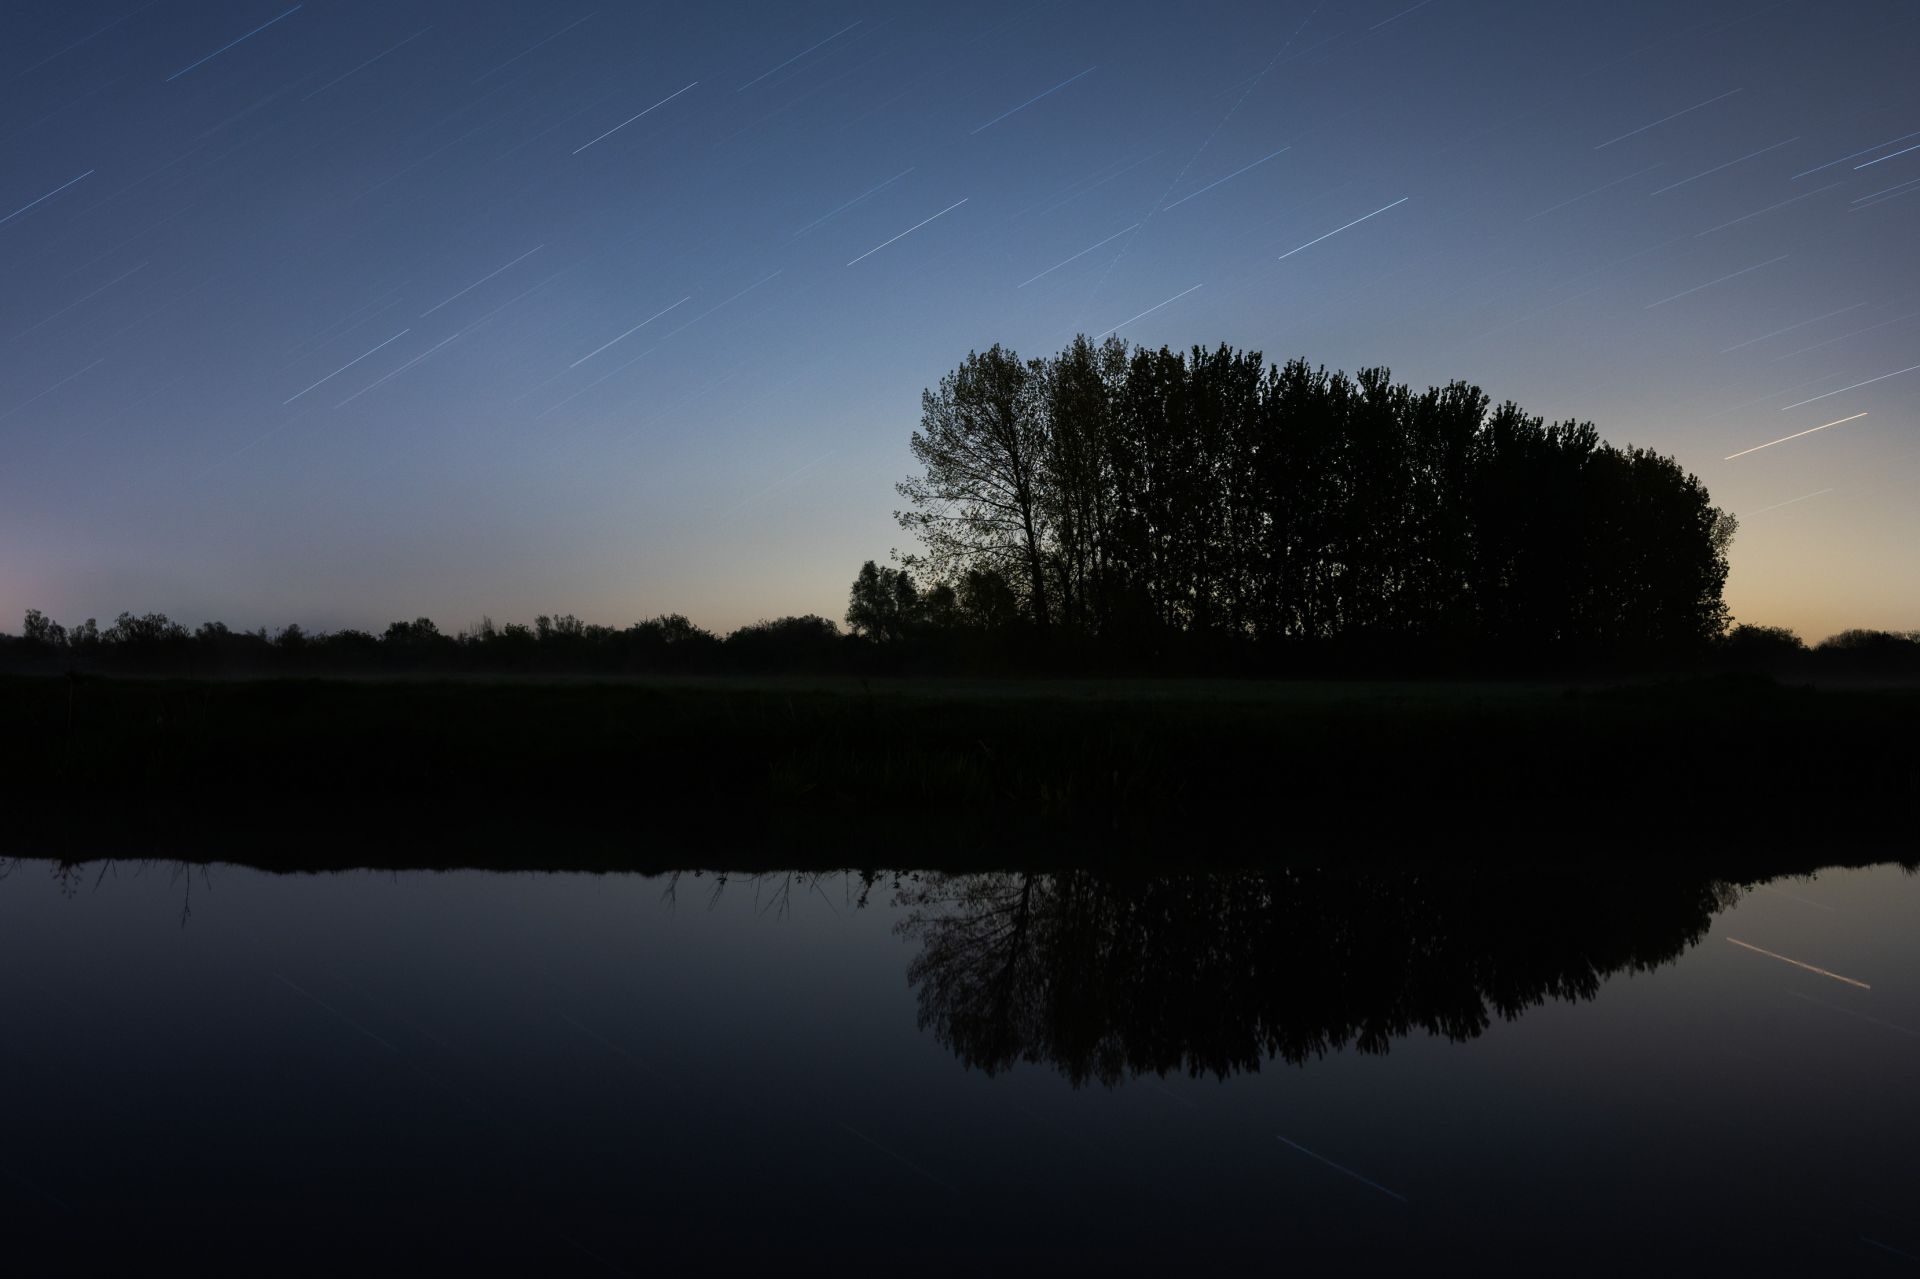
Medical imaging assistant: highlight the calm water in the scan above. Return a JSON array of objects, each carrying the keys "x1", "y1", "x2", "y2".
[{"x1": 2, "y1": 860, "x2": 1917, "y2": 1273}]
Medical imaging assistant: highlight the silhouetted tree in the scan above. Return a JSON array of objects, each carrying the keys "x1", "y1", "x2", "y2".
[
  {"x1": 1038, "y1": 334, "x2": 1129, "y2": 636},
  {"x1": 957, "y1": 567, "x2": 1019, "y2": 632},
  {"x1": 620, "y1": 613, "x2": 721, "y2": 670},
  {"x1": 897, "y1": 337, "x2": 1738, "y2": 668},
  {"x1": 845, "y1": 560, "x2": 922, "y2": 642},
  {"x1": 383, "y1": 617, "x2": 442, "y2": 645},
  {"x1": 94, "y1": 612, "x2": 191, "y2": 667},
  {"x1": 21, "y1": 609, "x2": 66, "y2": 652},
  {"x1": 923, "y1": 582, "x2": 960, "y2": 630},
  {"x1": 103, "y1": 611, "x2": 187, "y2": 647},
  {"x1": 723, "y1": 615, "x2": 843, "y2": 670},
  {"x1": 1814, "y1": 628, "x2": 1920, "y2": 674},
  {"x1": 897, "y1": 344, "x2": 1055, "y2": 629}
]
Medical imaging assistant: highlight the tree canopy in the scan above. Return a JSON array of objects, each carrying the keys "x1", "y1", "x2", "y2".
[{"x1": 894, "y1": 336, "x2": 1736, "y2": 666}]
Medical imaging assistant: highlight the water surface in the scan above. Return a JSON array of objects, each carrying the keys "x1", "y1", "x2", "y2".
[{"x1": 2, "y1": 860, "x2": 1916, "y2": 1272}]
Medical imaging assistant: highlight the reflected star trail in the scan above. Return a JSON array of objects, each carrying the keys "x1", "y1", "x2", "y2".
[{"x1": 0, "y1": 0, "x2": 1914, "y2": 642}]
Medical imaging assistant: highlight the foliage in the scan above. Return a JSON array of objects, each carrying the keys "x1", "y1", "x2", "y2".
[
  {"x1": 722, "y1": 614, "x2": 845, "y2": 670},
  {"x1": 1721, "y1": 623, "x2": 1808, "y2": 667},
  {"x1": 1814, "y1": 628, "x2": 1920, "y2": 672},
  {"x1": 895, "y1": 337, "x2": 1737, "y2": 665},
  {"x1": 845, "y1": 560, "x2": 922, "y2": 643}
]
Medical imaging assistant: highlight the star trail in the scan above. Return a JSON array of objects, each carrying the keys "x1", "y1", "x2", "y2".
[{"x1": 1, "y1": 0, "x2": 1915, "y2": 639}]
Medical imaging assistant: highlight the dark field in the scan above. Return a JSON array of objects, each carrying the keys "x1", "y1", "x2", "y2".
[{"x1": 5, "y1": 672, "x2": 1917, "y2": 858}]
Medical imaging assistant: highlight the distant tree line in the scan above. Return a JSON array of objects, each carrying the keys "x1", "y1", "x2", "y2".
[
  {"x1": 4, "y1": 608, "x2": 849, "y2": 675},
  {"x1": 4, "y1": 602, "x2": 1911, "y2": 678},
  {"x1": 1715, "y1": 623, "x2": 1920, "y2": 677},
  {"x1": 882, "y1": 336, "x2": 1738, "y2": 668},
  {"x1": 4, "y1": 601, "x2": 1908, "y2": 678}
]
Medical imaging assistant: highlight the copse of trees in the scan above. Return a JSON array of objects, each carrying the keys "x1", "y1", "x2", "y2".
[{"x1": 892, "y1": 336, "x2": 1738, "y2": 667}]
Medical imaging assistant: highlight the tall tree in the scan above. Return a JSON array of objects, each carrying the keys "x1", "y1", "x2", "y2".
[
  {"x1": 846, "y1": 559, "x2": 922, "y2": 642},
  {"x1": 896, "y1": 345, "x2": 1054, "y2": 628},
  {"x1": 1038, "y1": 334, "x2": 1128, "y2": 637}
]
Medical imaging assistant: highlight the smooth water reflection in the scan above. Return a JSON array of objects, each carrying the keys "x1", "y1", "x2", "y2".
[{"x1": 2, "y1": 860, "x2": 1916, "y2": 1272}]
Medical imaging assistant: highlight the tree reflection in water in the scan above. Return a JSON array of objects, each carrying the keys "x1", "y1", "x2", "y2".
[
  {"x1": 14, "y1": 855, "x2": 1910, "y2": 1093},
  {"x1": 896, "y1": 866, "x2": 1763, "y2": 1088}
]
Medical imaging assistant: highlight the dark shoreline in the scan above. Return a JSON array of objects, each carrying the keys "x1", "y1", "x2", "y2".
[{"x1": 7, "y1": 671, "x2": 1917, "y2": 857}]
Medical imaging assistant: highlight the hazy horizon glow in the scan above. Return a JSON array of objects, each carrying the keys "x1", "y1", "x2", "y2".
[{"x1": 2, "y1": 0, "x2": 1915, "y2": 643}]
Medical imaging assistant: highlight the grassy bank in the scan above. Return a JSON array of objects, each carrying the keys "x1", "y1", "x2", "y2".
[{"x1": 4, "y1": 672, "x2": 1916, "y2": 857}]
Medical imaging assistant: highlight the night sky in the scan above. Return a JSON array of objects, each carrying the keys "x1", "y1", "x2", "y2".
[{"x1": 3, "y1": 0, "x2": 1916, "y2": 640}]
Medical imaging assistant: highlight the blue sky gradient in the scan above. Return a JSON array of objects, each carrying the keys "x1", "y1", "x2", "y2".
[{"x1": 3, "y1": 0, "x2": 1916, "y2": 639}]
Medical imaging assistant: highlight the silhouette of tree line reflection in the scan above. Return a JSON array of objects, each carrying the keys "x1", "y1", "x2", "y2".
[
  {"x1": 11, "y1": 857, "x2": 1911, "y2": 1089},
  {"x1": 892, "y1": 863, "x2": 1910, "y2": 1087}
]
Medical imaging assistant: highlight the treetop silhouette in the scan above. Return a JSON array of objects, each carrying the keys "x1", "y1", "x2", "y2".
[{"x1": 893, "y1": 336, "x2": 1736, "y2": 665}]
